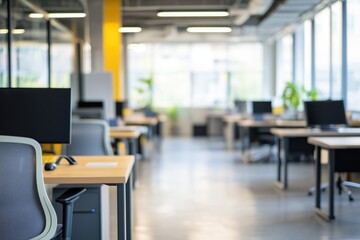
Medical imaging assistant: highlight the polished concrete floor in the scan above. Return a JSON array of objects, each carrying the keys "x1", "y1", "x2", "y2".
[{"x1": 133, "y1": 138, "x2": 360, "y2": 240}]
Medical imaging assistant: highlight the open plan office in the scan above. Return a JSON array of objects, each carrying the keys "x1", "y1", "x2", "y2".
[{"x1": 2, "y1": 0, "x2": 360, "y2": 240}]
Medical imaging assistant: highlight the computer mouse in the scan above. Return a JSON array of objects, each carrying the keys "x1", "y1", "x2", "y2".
[{"x1": 44, "y1": 162, "x2": 57, "y2": 171}]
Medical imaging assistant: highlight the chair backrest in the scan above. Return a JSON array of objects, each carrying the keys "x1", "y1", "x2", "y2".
[
  {"x1": 64, "y1": 119, "x2": 113, "y2": 156},
  {"x1": 0, "y1": 135, "x2": 57, "y2": 240}
]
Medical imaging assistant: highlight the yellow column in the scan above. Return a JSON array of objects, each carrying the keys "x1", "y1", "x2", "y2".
[{"x1": 103, "y1": 0, "x2": 122, "y2": 101}]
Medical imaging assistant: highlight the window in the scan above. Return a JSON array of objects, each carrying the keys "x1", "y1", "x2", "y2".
[
  {"x1": 0, "y1": 1, "x2": 8, "y2": 87},
  {"x1": 331, "y1": 1, "x2": 343, "y2": 99},
  {"x1": 127, "y1": 43, "x2": 264, "y2": 108},
  {"x1": 276, "y1": 34, "x2": 293, "y2": 96},
  {"x1": 347, "y1": 0, "x2": 360, "y2": 110},
  {"x1": 304, "y1": 20, "x2": 312, "y2": 90},
  {"x1": 314, "y1": 7, "x2": 331, "y2": 99},
  {"x1": 12, "y1": 1, "x2": 48, "y2": 88}
]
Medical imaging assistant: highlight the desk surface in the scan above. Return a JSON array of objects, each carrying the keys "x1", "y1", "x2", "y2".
[
  {"x1": 308, "y1": 137, "x2": 360, "y2": 149},
  {"x1": 238, "y1": 119, "x2": 306, "y2": 127},
  {"x1": 271, "y1": 127, "x2": 360, "y2": 137},
  {"x1": 124, "y1": 117, "x2": 158, "y2": 125},
  {"x1": 223, "y1": 114, "x2": 246, "y2": 123},
  {"x1": 110, "y1": 127, "x2": 141, "y2": 139},
  {"x1": 44, "y1": 155, "x2": 134, "y2": 184}
]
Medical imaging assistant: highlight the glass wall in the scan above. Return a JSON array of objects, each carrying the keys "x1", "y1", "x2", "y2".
[
  {"x1": 0, "y1": 0, "x2": 8, "y2": 87},
  {"x1": 127, "y1": 42, "x2": 264, "y2": 108},
  {"x1": 12, "y1": 1, "x2": 48, "y2": 87},
  {"x1": 0, "y1": 0, "x2": 78, "y2": 89},
  {"x1": 331, "y1": 1, "x2": 343, "y2": 99},
  {"x1": 314, "y1": 8, "x2": 331, "y2": 99},
  {"x1": 347, "y1": 0, "x2": 360, "y2": 111},
  {"x1": 275, "y1": 34, "x2": 293, "y2": 96},
  {"x1": 51, "y1": 24, "x2": 74, "y2": 88},
  {"x1": 303, "y1": 20, "x2": 312, "y2": 90}
]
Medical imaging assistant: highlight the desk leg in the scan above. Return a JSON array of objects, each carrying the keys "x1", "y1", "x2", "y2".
[
  {"x1": 315, "y1": 147, "x2": 335, "y2": 220},
  {"x1": 328, "y1": 150, "x2": 335, "y2": 220},
  {"x1": 117, "y1": 184, "x2": 127, "y2": 240},
  {"x1": 126, "y1": 174, "x2": 133, "y2": 240},
  {"x1": 315, "y1": 146, "x2": 321, "y2": 209},
  {"x1": 283, "y1": 138, "x2": 289, "y2": 189},
  {"x1": 129, "y1": 139, "x2": 138, "y2": 189},
  {"x1": 276, "y1": 137, "x2": 281, "y2": 183},
  {"x1": 240, "y1": 126, "x2": 249, "y2": 162}
]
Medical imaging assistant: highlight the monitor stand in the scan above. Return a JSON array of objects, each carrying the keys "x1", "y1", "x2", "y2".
[
  {"x1": 55, "y1": 155, "x2": 78, "y2": 165},
  {"x1": 319, "y1": 125, "x2": 339, "y2": 132}
]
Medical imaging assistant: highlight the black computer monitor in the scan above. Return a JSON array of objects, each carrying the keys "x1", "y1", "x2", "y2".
[
  {"x1": 77, "y1": 101, "x2": 103, "y2": 108},
  {"x1": 0, "y1": 88, "x2": 71, "y2": 144},
  {"x1": 234, "y1": 100, "x2": 248, "y2": 113},
  {"x1": 115, "y1": 101, "x2": 127, "y2": 118},
  {"x1": 304, "y1": 100, "x2": 347, "y2": 129},
  {"x1": 75, "y1": 100, "x2": 105, "y2": 119},
  {"x1": 252, "y1": 101, "x2": 272, "y2": 114}
]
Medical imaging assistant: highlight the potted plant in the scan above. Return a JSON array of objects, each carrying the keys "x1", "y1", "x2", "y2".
[
  {"x1": 135, "y1": 77, "x2": 153, "y2": 108},
  {"x1": 281, "y1": 82, "x2": 301, "y2": 112},
  {"x1": 281, "y1": 82, "x2": 319, "y2": 119},
  {"x1": 166, "y1": 106, "x2": 179, "y2": 135}
]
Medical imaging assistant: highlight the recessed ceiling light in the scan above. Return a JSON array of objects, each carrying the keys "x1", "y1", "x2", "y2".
[
  {"x1": 29, "y1": 13, "x2": 86, "y2": 18},
  {"x1": 0, "y1": 29, "x2": 25, "y2": 34},
  {"x1": 119, "y1": 27, "x2": 142, "y2": 33},
  {"x1": 157, "y1": 11, "x2": 229, "y2": 17},
  {"x1": 186, "y1": 27, "x2": 232, "y2": 33}
]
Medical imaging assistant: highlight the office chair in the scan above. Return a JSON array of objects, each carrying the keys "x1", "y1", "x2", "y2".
[
  {"x1": 0, "y1": 135, "x2": 85, "y2": 240},
  {"x1": 308, "y1": 173, "x2": 359, "y2": 201},
  {"x1": 58, "y1": 119, "x2": 115, "y2": 239},
  {"x1": 307, "y1": 149, "x2": 360, "y2": 201},
  {"x1": 63, "y1": 119, "x2": 114, "y2": 156}
]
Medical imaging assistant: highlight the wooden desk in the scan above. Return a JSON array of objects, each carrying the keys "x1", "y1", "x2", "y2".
[
  {"x1": 124, "y1": 116, "x2": 158, "y2": 140},
  {"x1": 110, "y1": 127, "x2": 143, "y2": 188},
  {"x1": 271, "y1": 128, "x2": 360, "y2": 190},
  {"x1": 308, "y1": 137, "x2": 360, "y2": 220},
  {"x1": 110, "y1": 127, "x2": 142, "y2": 140},
  {"x1": 223, "y1": 114, "x2": 246, "y2": 150},
  {"x1": 237, "y1": 119, "x2": 306, "y2": 162},
  {"x1": 44, "y1": 156, "x2": 134, "y2": 240}
]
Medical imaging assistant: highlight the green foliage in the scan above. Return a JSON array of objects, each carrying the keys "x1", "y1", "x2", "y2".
[
  {"x1": 282, "y1": 81, "x2": 319, "y2": 110},
  {"x1": 166, "y1": 106, "x2": 178, "y2": 124},
  {"x1": 135, "y1": 77, "x2": 153, "y2": 107},
  {"x1": 282, "y1": 82, "x2": 301, "y2": 110}
]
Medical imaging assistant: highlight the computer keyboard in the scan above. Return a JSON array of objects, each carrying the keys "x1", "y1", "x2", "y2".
[{"x1": 42, "y1": 154, "x2": 58, "y2": 163}]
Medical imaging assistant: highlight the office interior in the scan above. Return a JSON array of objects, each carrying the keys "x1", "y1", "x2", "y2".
[{"x1": 2, "y1": 0, "x2": 360, "y2": 239}]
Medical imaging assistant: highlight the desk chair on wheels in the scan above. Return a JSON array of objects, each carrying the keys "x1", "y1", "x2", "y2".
[
  {"x1": 0, "y1": 135, "x2": 85, "y2": 240},
  {"x1": 308, "y1": 148, "x2": 360, "y2": 201},
  {"x1": 57, "y1": 119, "x2": 114, "y2": 239},
  {"x1": 63, "y1": 119, "x2": 114, "y2": 156}
]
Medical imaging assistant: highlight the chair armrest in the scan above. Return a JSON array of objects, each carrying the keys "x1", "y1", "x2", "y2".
[{"x1": 55, "y1": 188, "x2": 86, "y2": 204}]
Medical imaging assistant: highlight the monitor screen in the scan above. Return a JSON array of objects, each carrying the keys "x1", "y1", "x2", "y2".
[
  {"x1": 115, "y1": 101, "x2": 127, "y2": 117},
  {"x1": 0, "y1": 88, "x2": 71, "y2": 144},
  {"x1": 77, "y1": 101, "x2": 103, "y2": 108},
  {"x1": 252, "y1": 101, "x2": 272, "y2": 114},
  {"x1": 304, "y1": 100, "x2": 347, "y2": 127},
  {"x1": 234, "y1": 100, "x2": 248, "y2": 113}
]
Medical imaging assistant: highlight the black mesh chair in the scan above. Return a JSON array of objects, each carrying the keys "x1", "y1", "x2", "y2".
[
  {"x1": 0, "y1": 135, "x2": 85, "y2": 240},
  {"x1": 63, "y1": 119, "x2": 114, "y2": 156}
]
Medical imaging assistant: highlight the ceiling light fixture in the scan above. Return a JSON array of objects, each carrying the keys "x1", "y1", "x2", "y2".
[
  {"x1": 119, "y1": 27, "x2": 142, "y2": 33},
  {"x1": 0, "y1": 29, "x2": 25, "y2": 34},
  {"x1": 186, "y1": 27, "x2": 232, "y2": 33},
  {"x1": 157, "y1": 11, "x2": 229, "y2": 17},
  {"x1": 29, "y1": 13, "x2": 86, "y2": 19}
]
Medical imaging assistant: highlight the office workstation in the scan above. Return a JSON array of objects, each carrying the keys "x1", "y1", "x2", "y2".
[{"x1": 3, "y1": 0, "x2": 360, "y2": 239}]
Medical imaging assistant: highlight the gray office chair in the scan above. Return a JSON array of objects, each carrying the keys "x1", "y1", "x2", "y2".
[
  {"x1": 0, "y1": 135, "x2": 85, "y2": 240},
  {"x1": 63, "y1": 119, "x2": 114, "y2": 156}
]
